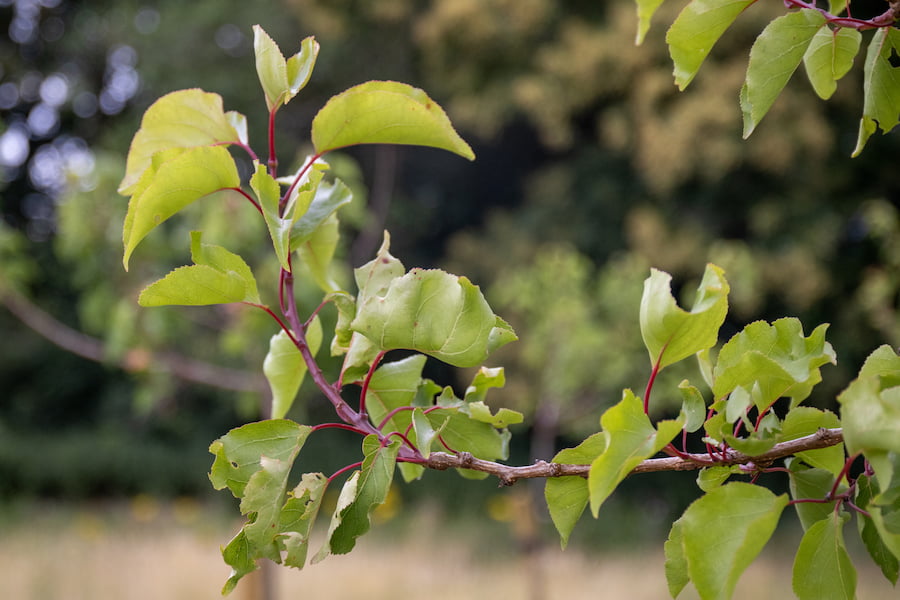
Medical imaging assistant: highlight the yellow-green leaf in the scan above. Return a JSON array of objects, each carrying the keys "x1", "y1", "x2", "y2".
[
  {"x1": 853, "y1": 27, "x2": 900, "y2": 156},
  {"x1": 803, "y1": 25, "x2": 861, "y2": 100}
]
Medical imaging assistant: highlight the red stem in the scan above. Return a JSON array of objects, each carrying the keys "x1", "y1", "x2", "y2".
[
  {"x1": 359, "y1": 350, "x2": 386, "y2": 417},
  {"x1": 643, "y1": 353, "x2": 664, "y2": 414},
  {"x1": 267, "y1": 107, "x2": 279, "y2": 177},
  {"x1": 328, "y1": 461, "x2": 363, "y2": 484}
]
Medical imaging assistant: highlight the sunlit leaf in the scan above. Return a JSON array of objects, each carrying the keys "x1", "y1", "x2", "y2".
[
  {"x1": 254, "y1": 26, "x2": 319, "y2": 111},
  {"x1": 713, "y1": 318, "x2": 835, "y2": 411},
  {"x1": 138, "y1": 231, "x2": 259, "y2": 307},
  {"x1": 666, "y1": 0, "x2": 756, "y2": 90},
  {"x1": 792, "y1": 513, "x2": 856, "y2": 600},
  {"x1": 854, "y1": 27, "x2": 900, "y2": 156},
  {"x1": 351, "y1": 268, "x2": 517, "y2": 368},
  {"x1": 589, "y1": 390, "x2": 683, "y2": 516},
  {"x1": 678, "y1": 380, "x2": 707, "y2": 433},
  {"x1": 119, "y1": 89, "x2": 244, "y2": 194},
  {"x1": 264, "y1": 316, "x2": 323, "y2": 419},
  {"x1": 546, "y1": 433, "x2": 606, "y2": 548},
  {"x1": 122, "y1": 145, "x2": 240, "y2": 269},
  {"x1": 741, "y1": 10, "x2": 825, "y2": 137},
  {"x1": 250, "y1": 162, "x2": 292, "y2": 272},
  {"x1": 297, "y1": 214, "x2": 341, "y2": 293},
  {"x1": 803, "y1": 25, "x2": 861, "y2": 100},
  {"x1": 635, "y1": 0, "x2": 668, "y2": 44},
  {"x1": 311, "y1": 81, "x2": 475, "y2": 160},
  {"x1": 290, "y1": 177, "x2": 353, "y2": 250},
  {"x1": 678, "y1": 482, "x2": 788, "y2": 600},
  {"x1": 640, "y1": 264, "x2": 729, "y2": 370},
  {"x1": 781, "y1": 407, "x2": 843, "y2": 476}
]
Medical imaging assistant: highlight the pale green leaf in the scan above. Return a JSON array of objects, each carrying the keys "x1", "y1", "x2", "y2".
[
  {"x1": 264, "y1": 317, "x2": 323, "y2": 419},
  {"x1": 279, "y1": 472, "x2": 328, "y2": 569},
  {"x1": 122, "y1": 145, "x2": 240, "y2": 269},
  {"x1": 285, "y1": 36, "x2": 319, "y2": 101},
  {"x1": 351, "y1": 268, "x2": 517, "y2": 368},
  {"x1": 741, "y1": 10, "x2": 826, "y2": 137},
  {"x1": 678, "y1": 380, "x2": 707, "y2": 433},
  {"x1": 679, "y1": 482, "x2": 789, "y2": 600},
  {"x1": 664, "y1": 520, "x2": 690, "y2": 598},
  {"x1": 428, "y1": 407, "x2": 512, "y2": 461},
  {"x1": 854, "y1": 28, "x2": 900, "y2": 156},
  {"x1": 119, "y1": 89, "x2": 244, "y2": 195},
  {"x1": 713, "y1": 319, "x2": 835, "y2": 411},
  {"x1": 666, "y1": 0, "x2": 756, "y2": 90},
  {"x1": 137, "y1": 232, "x2": 259, "y2": 307},
  {"x1": 297, "y1": 214, "x2": 341, "y2": 293},
  {"x1": 781, "y1": 407, "x2": 843, "y2": 476},
  {"x1": 364, "y1": 354, "x2": 428, "y2": 434},
  {"x1": 545, "y1": 433, "x2": 607, "y2": 549},
  {"x1": 792, "y1": 513, "x2": 856, "y2": 600},
  {"x1": 290, "y1": 177, "x2": 353, "y2": 250},
  {"x1": 311, "y1": 81, "x2": 475, "y2": 160},
  {"x1": 251, "y1": 162, "x2": 292, "y2": 271},
  {"x1": 464, "y1": 366, "x2": 506, "y2": 404},
  {"x1": 410, "y1": 407, "x2": 445, "y2": 459},
  {"x1": 253, "y1": 27, "x2": 318, "y2": 111},
  {"x1": 696, "y1": 465, "x2": 740, "y2": 492},
  {"x1": 329, "y1": 291, "x2": 357, "y2": 356},
  {"x1": 788, "y1": 465, "x2": 838, "y2": 531},
  {"x1": 803, "y1": 25, "x2": 861, "y2": 100},
  {"x1": 640, "y1": 264, "x2": 729, "y2": 370},
  {"x1": 589, "y1": 390, "x2": 683, "y2": 516},
  {"x1": 635, "y1": 0, "x2": 668, "y2": 45}
]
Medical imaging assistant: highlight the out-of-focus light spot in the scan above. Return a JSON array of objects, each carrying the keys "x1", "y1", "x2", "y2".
[
  {"x1": 29, "y1": 143, "x2": 64, "y2": 192},
  {"x1": 38, "y1": 0, "x2": 63, "y2": 8},
  {"x1": 9, "y1": 17, "x2": 37, "y2": 44},
  {"x1": 0, "y1": 82, "x2": 20, "y2": 109},
  {"x1": 41, "y1": 16, "x2": 65, "y2": 42},
  {"x1": 72, "y1": 91, "x2": 98, "y2": 118},
  {"x1": 0, "y1": 124, "x2": 30, "y2": 168},
  {"x1": 39, "y1": 73, "x2": 69, "y2": 107},
  {"x1": 99, "y1": 45, "x2": 140, "y2": 115},
  {"x1": 19, "y1": 71, "x2": 43, "y2": 102},
  {"x1": 23, "y1": 191, "x2": 53, "y2": 220},
  {"x1": 109, "y1": 44, "x2": 138, "y2": 68},
  {"x1": 134, "y1": 7, "x2": 160, "y2": 35},
  {"x1": 216, "y1": 23, "x2": 248, "y2": 57},
  {"x1": 27, "y1": 103, "x2": 59, "y2": 138},
  {"x1": 59, "y1": 136, "x2": 95, "y2": 179}
]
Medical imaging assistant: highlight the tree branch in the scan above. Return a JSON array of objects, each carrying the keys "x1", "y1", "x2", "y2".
[
  {"x1": 421, "y1": 428, "x2": 844, "y2": 486},
  {"x1": 1, "y1": 288, "x2": 268, "y2": 395}
]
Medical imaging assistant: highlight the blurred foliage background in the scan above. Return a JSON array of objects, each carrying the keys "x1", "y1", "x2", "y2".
[{"x1": 0, "y1": 0, "x2": 898, "y2": 552}]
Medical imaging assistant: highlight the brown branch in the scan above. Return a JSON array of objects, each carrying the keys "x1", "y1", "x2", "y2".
[
  {"x1": 421, "y1": 428, "x2": 844, "y2": 486},
  {"x1": 1, "y1": 288, "x2": 268, "y2": 394}
]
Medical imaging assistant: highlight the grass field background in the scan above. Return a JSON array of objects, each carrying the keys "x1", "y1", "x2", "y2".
[{"x1": 1, "y1": 497, "x2": 896, "y2": 600}]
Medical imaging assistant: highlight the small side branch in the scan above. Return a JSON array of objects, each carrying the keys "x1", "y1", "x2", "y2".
[{"x1": 421, "y1": 428, "x2": 844, "y2": 486}]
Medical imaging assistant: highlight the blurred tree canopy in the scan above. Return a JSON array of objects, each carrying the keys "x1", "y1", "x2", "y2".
[{"x1": 0, "y1": 0, "x2": 897, "y2": 499}]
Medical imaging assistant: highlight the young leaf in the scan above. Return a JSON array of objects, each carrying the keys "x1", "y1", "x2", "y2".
[
  {"x1": 666, "y1": 0, "x2": 756, "y2": 90},
  {"x1": 713, "y1": 319, "x2": 835, "y2": 411},
  {"x1": 253, "y1": 26, "x2": 319, "y2": 111},
  {"x1": 251, "y1": 162, "x2": 292, "y2": 272},
  {"x1": 635, "y1": 0, "x2": 668, "y2": 44},
  {"x1": 290, "y1": 177, "x2": 353, "y2": 250},
  {"x1": 678, "y1": 482, "x2": 789, "y2": 600},
  {"x1": 311, "y1": 81, "x2": 475, "y2": 160},
  {"x1": 263, "y1": 316, "x2": 323, "y2": 419},
  {"x1": 138, "y1": 231, "x2": 260, "y2": 307},
  {"x1": 429, "y1": 406, "x2": 512, "y2": 461},
  {"x1": 741, "y1": 10, "x2": 826, "y2": 137},
  {"x1": 678, "y1": 380, "x2": 707, "y2": 433},
  {"x1": 464, "y1": 366, "x2": 506, "y2": 404},
  {"x1": 122, "y1": 145, "x2": 240, "y2": 269},
  {"x1": 316, "y1": 436, "x2": 400, "y2": 560},
  {"x1": 296, "y1": 213, "x2": 341, "y2": 293},
  {"x1": 853, "y1": 28, "x2": 900, "y2": 156},
  {"x1": 803, "y1": 25, "x2": 861, "y2": 100},
  {"x1": 696, "y1": 465, "x2": 741, "y2": 492},
  {"x1": 781, "y1": 407, "x2": 843, "y2": 476},
  {"x1": 364, "y1": 354, "x2": 428, "y2": 434},
  {"x1": 545, "y1": 432, "x2": 607, "y2": 548},
  {"x1": 640, "y1": 264, "x2": 729, "y2": 370},
  {"x1": 119, "y1": 89, "x2": 244, "y2": 194},
  {"x1": 589, "y1": 390, "x2": 683, "y2": 516},
  {"x1": 351, "y1": 268, "x2": 517, "y2": 368},
  {"x1": 792, "y1": 513, "x2": 856, "y2": 600}
]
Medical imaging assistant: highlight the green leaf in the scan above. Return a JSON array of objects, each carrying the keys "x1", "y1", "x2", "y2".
[
  {"x1": 664, "y1": 520, "x2": 690, "y2": 598},
  {"x1": 464, "y1": 366, "x2": 506, "y2": 404},
  {"x1": 792, "y1": 513, "x2": 856, "y2": 600},
  {"x1": 678, "y1": 380, "x2": 707, "y2": 433},
  {"x1": 351, "y1": 268, "x2": 517, "y2": 368},
  {"x1": 264, "y1": 317, "x2": 323, "y2": 419},
  {"x1": 635, "y1": 0, "x2": 668, "y2": 44},
  {"x1": 315, "y1": 436, "x2": 399, "y2": 560},
  {"x1": 856, "y1": 474, "x2": 900, "y2": 583},
  {"x1": 311, "y1": 80, "x2": 475, "y2": 160},
  {"x1": 741, "y1": 10, "x2": 826, "y2": 137},
  {"x1": 589, "y1": 390, "x2": 683, "y2": 516},
  {"x1": 410, "y1": 407, "x2": 441, "y2": 458},
  {"x1": 297, "y1": 213, "x2": 341, "y2": 293},
  {"x1": 279, "y1": 472, "x2": 328, "y2": 569},
  {"x1": 788, "y1": 464, "x2": 838, "y2": 531},
  {"x1": 713, "y1": 319, "x2": 835, "y2": 411},
  {"x1": 696, "y1": 465, "x2": 740, "y2": 492},
  {"x1": 251, "y1": 163, "x2": 292, "y2": 272},
  {"x1": 854, "y1": 28, "x2": 900, "y2": 156},
  {"x1": 118, "y1": 89, "x2": 244, "y2": 195},
  {"x1": 364, "y1": 354, "x2": 428, "y2": 434},
  {"x1": 666, "y1": 0, "x2": 756, "y2": 90},
  {"x1": 122, "y1": 145, "x2": 240, "y2": 269},
  {"x1": 640, "y1": 264, "x2": 729, "y2": 370},
  {"x1": 290, "y1": 177, "x2": 353, "y2": 250},
  {"x1": 253, "y1": 26, "x2": 319, "y2": 111},
  {"x1": 138, "y1": 231, "x2": 260, "y2": 306},
  {"x1": 429, "y1": 406, "x2": 512, "y2": 462},
  {"x1": 803, "y1": 25, "x2": 861, "y2": 100},
  {"x1": 781, "y1": 407, "x2": 843, "y2": 476},
  {"x1": 545, "y1": 433, "x2": 607, "y2": 549},
  {"x1": 838, "y1": 346, "x2": 900, "y2": 489},
  {"x1": 678, "y1": 482, "x2": 788, "y2": 600}
]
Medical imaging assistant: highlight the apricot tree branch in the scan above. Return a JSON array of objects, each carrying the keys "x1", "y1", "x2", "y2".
[{"x1": 421, "y1": 427, "x2": 844, "y2": 486}]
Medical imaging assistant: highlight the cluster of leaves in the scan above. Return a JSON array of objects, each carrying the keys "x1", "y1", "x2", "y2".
[
  {"x1": 118, "y1": 24, "x2": 900, "y2": 600},
  {"x1": 636, "y1": 0, "x2": 900, "y2": 155}
]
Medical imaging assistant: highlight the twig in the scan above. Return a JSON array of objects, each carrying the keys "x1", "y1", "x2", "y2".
[{"x1": 421, "y1": 428, "x2": 844, "y2": 486}]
